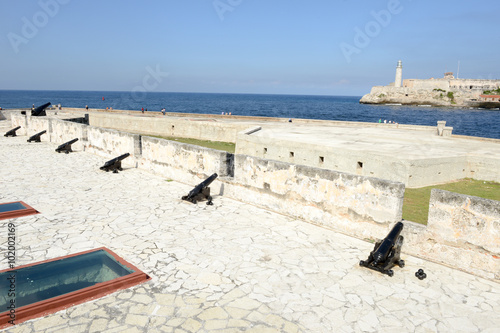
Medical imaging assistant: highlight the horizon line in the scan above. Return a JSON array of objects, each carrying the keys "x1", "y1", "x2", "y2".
[{"x1": 0, "y1": 89, "x2": 362, "y2": 98}]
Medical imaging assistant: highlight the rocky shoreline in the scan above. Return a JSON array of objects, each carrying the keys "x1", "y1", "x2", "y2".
[{"x1": 360, "y1": 86, "x2": 500, "y2": 109}]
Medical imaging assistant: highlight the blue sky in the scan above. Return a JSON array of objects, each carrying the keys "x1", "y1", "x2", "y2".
[{"x1": 1, "y1": 0, "x2": 499, "y2": 96}]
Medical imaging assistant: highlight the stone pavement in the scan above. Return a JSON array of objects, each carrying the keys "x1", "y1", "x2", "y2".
[{"x1": 0, "y1": 120, "x2": 499, "y2": 333}]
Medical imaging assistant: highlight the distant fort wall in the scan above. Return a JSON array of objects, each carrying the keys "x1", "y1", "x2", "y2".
[
  {"x1": 9, "y1": 111, "x2": 500, "y2": 280},
  {"x1": 77, "y1": 108, "x2": 443, "y2": 141},
  {"x1": 403, "y1": 78, "x2": 500, "y2": 90},
  {"x1": 360, "y1": 85, "x2": 487, "y2": 107},
  {"x1": 361, "y1": 61, "x2": 500, "y2": 107},
  {"x1": 88, "y1": 111, "x2": 253, "y2": 143}
]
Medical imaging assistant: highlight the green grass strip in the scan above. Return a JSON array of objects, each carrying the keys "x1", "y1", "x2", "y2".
[
  {"x1": 150, "y1": 135, "x2": 235, "y2": 154},
  {"x1": 403, "y1": 178, "x2": 500, "y2": 225}
]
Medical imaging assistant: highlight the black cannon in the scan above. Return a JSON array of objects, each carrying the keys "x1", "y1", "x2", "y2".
[
  {"x1": 100, "y1": 153, "x2": 130, "y2": 173},
  {"x1": 359, "y1": 221, "x2": 405, "y2": 277},
  {"x1": 55, "y1": 138, "x2": 79, "y2": 154},
  {"x1": 4, "y1": 126, "x2": 21, "y2": 137},
  {"x1": 32, "y1": 102, "x2": 51, "y2": 117},
  {"x1": 182, "y1": 173, "x2": 218, "y2": 205},
  {"x1": 27, "y1": 130, "x2": 47, "y2": 143}
]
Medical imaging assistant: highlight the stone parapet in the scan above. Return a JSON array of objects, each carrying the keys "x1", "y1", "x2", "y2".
[
  {"x1": 139, "y1": 135, "x2": 234, "y2": 185},
  {"x1": 223, "y1": 154, "x2": 405, "y2": 240},
  {"x1": 423, "y1": 190, "x2": 499, "y2": 280}
]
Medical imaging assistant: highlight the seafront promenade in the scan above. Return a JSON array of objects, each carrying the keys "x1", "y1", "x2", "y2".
[{"x1": 1, "y1": 119, "x2": 499, "y2": 332}]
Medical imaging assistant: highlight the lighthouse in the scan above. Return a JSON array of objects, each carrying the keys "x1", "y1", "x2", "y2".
[{"x1": 394, "y1": 60, "x2": 403, "y2": 87}]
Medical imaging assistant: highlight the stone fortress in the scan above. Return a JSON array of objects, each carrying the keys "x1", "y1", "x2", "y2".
[
  {"x1": 2, "y1": 107, "x2": 499, "y2": 282},
  {"x1": 360, "y1": 60, "x2": 500, "y2": 108}
]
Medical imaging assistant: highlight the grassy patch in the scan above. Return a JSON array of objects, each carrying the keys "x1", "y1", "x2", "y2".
[
  {"x1": 151, "y1": 135, "x2": 235, "y2": 153},
  {"x1": 483, "y1": 88, "x2": 500, "y2": 95},
  {"x1": 403, "y1": 178, "x2": 500, "y2": 225}
]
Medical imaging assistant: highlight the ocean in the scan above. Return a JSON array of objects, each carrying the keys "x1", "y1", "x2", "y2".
[{"x1": 1, "y1": 90, "x2": 499, "y2": 139}]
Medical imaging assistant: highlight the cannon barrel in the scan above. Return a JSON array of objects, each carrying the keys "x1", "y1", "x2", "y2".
[
  {"x1": 100, "y1": 153, "x2": 130, "y2": 173},
  {"x1": 4, "y1": 126, "x2": 21, "y2": 137},
  {"x1": 27, "y1": 130, "x2": 47, "y2": 142},
  {"x1": 372, "y1": 222, "x2": 404, "y2": 265},
  {"x1": 102, "y1": 153, "x2": 130, "y2": 167},
  {"x1": 359, "y1": 221, "x2": 405, "y2": 276},
  {"x1": 186, "y1": 173, "x2": 218, "y2": 200},
  {"x1": 56, "y1": 138, "x2": 79, "y2": 153},
  {"x1": 182, "y1": 173, "x2": 218, "y2": 205},
  {"x1": 32, "y1": 102, "x2": 51, "y2": 116},
  {"x1": 58, "y1": 138, "x2": 79, "y2": 147}
]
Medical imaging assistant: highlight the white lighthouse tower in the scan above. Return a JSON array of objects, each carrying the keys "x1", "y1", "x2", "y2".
[{"x1": 394, "y1": 60, "x2": 403, "y2": 87}]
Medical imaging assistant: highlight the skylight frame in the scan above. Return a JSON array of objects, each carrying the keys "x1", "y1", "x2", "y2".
[
  {"x1": 0, "y1": 247, "x2": 151, "y2": 328},
  {"x1": 0, "y1": 201, "x2": 39, "y2": 221}
]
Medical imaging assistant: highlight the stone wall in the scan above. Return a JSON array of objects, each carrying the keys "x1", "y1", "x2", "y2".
[
  {"x1": 50, "y1": 118, "x2": 87, "y2": 151},
  {"x1": 420, "y1": 189, "x2": 499, "y2": 280},
  {"x1": 10, "y1": 113, "x2": 28, "y2": 136},
  {"x1": 403, "y1": 79, "x2": 450, "y2": 90},
  {"x1": 89, "y1": 112, "x2": 250, "y2": 143},
  {"x1": 236, "y1": 130, "x2": 411, "y2": 184},
  {"x1": 467, "y1": 154, "x2": 500, "y2": 183},
  {"x1": 222, "y1": 154, "x2": 405, "y2": 240},
  {"x1": 235, "y1": 125, "x2": 479, "y2": 188},
  {"x1": 10, "y1": 112, "x2": 232, "y2": 182},
  {"x1": 402, "y1": 78, "x2": 500, "y2": 91},
  {"x1": 139, "y1": 136, "x2": 234, "y2": 185},
  {"x1": 85, "y1": 126, "x2": 141, "y2": 169}
]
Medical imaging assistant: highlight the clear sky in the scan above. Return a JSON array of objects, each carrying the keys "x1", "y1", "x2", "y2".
[{"x1": 1, "y1": 0, "x2": 499, "y2": 96}]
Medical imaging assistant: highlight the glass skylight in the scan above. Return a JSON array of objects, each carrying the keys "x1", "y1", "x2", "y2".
[
  {"x1": 0, "y1": 201, "x2": 39, "y2": 220},
  {"x1": 0, "y1": 248, "x2": 150, "y2": 328}
]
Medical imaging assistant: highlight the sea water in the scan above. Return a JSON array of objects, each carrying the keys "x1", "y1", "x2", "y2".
[{"x1": 0, "y1": 90, "x2": 498, "y2": 139}]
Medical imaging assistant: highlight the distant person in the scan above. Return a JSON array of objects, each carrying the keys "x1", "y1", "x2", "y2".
[
  {"x1": 162, "y1": 108, "x2": 166, "y2": 115},
  {"x1": 145, "y1": 108, "x2": 148, "y2": 112},
  {"x1": 32, "y1": 104, "x2": 35, "y2": 111},
  {"x1": 85, "y1": 105, "x2": 88, "y2": 110},
  {"x1": 288, "y1": 118, "x2": 292, "y2": 123},
  {"x1": 378, "y1": 119, "x2": 382, "y2": 123},
  {"x1": 384, "y1": 119, "x2": 387, "y2": 124},
  {"x1": 141, "y1": 107, "x2": 144, "y2": 113}
]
